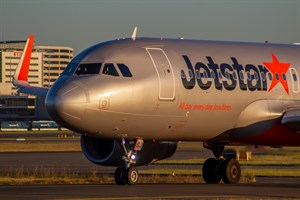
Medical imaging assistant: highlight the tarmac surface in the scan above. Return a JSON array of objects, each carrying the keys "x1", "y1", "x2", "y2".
[
  {"x1": 0, "y1": 151, "x2": 300, "y2": 199},
  {"x1": 0, "y1": 177, "x2": 300, "y2": 200},
  {"x1": 0, "y1": 134, "x2": 299, "y2": 199},
  {"x1": 0, "y1": 150, "x2": 215, "y2": 175}
]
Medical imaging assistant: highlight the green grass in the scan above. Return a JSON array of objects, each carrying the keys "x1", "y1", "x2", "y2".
[
  {"x1": 0, "y1": 176, "x2": 113, "y2": 185},
  {"x1": 154, "y1": 159, "x2": 300, "y2": 166},
  {"x1": 140, "y1": 169, "x2": 200, "y2": 175},
  {"x1": 154, "y1": 151, "x2": 300, "y2": 166},
  {"x1": 0, "y1": 166, "x2": 258, "y2": 184},
  {"x1": 0, "y1": 166, "x2": 107, "y2": 184},
  {"x1": 0, "y1": 130, "x2": 73, "y2": 134},
  {"x1": 0, "y1": 175, "x2": 204, "y2": 185},
  {"x1": 246, "y1": 168, "x2": 300, "y2": 177},
  {"x1": 0, "y1": 158, "x2": 299, "y2": 184},
  {"x1": 0, "y1": 141, "x2": 81, "y2": 152},
  {"x1": 0, "y1": 166, "x2": 203, "y2": 184}
]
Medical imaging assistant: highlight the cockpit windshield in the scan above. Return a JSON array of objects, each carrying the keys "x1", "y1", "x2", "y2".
[
  {"x1": 75, "y1": 63, "x2": 102, "y2": 75},
  {"x1": 117, "y1": 64, "x2": 132, "y2": 77},
  {"x1": 62, "y1": 43, "x2": 103, "y2": 76},
  {"x1": 102, "y1": 63, "x2": 119, "y2": 76},
  {"x1": 64, "y1": 60, "x2": 133, "y2": 78}
]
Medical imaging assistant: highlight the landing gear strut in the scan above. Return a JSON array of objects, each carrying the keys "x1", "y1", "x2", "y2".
[
  {"x1": 202, "y1": 142, "x2": 241, "y2": 184},
  {"x1": 114, "y1": 138, "x2": 143, "y2": 185}
]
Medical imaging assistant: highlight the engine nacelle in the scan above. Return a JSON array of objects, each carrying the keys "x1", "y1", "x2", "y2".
[{"x1": 80, "y1": 135, "x2": 177, "y2": 166}]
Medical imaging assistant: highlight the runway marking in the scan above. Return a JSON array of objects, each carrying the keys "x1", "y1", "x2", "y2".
[{"x1": 64, "y1": 195, "x2": 243, "y2": 200}]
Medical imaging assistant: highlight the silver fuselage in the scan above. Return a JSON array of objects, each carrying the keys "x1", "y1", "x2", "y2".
[{"x1": 45, "y1": 38, "x2": 300, "y2": 146}]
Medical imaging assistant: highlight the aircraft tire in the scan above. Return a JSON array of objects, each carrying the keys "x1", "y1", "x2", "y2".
[
  {"x1": 202, "y1": 158, "x2": 222, "y2": 184},
  {"x1": 221, "y1": 158, "x2": 241, "y2": 184},
  {"x1": 125, "y1": 167, "x2": 139, "y2": 185},
  {"x1": 114, "y1": 167, "x2": 126, "y2": 185}
]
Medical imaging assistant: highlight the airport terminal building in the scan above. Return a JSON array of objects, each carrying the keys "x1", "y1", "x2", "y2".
[
  {"x1": 0, "y1": 40, "x2": 73, "y2": 94},
  {"x1": 0, "y1": 39, "x2": 74, "y2": 130}
]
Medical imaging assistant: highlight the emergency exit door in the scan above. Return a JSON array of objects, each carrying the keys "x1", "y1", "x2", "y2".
[{"x1": 146, "y1": 48, "x2": 175, "y2": 100}]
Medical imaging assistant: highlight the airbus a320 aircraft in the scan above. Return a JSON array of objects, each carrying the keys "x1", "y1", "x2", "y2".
[{"x1": 13, "y1": 31, "x2": 300, "y2": 185}]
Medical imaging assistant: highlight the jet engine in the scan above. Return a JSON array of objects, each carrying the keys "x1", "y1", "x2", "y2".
[{"x1": 80, "y1": 135, "x2": 177, "y2": 166}]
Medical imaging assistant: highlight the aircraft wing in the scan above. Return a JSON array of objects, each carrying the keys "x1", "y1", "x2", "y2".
[
  {"x1": 17, "y1": 85, "x2": 49, "y2": 96},
  {"x1": 281, "y1": 109, "x2": 300, "y2": 130},
  {"x1": 12, "y1": 35, "x2": 49, "y2": 97}
]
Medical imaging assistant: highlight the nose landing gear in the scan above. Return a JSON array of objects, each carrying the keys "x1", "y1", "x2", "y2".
[
  {"x1": 114, "y1": 166, "x2": 139, "y2": 185},
  {"x1": 114, "y1": 138, "x2": 143, "y2": 185}
]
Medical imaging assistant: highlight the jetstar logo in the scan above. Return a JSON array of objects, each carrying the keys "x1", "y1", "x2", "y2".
[
  {"x1": 180, "y1": 54, "x2": 291, "y2": 95},
  {"x1": 263, "y1": 54, "x2": 290, "y2": 94}
]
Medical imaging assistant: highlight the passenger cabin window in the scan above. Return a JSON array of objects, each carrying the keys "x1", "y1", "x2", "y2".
[
  {"x1": 117, "y1": 64, "x2": 133, "y2": 77},
  {"x1": 103, "y1": 63, "x2": 119, "y2": 76},
  {"x1": 247, "y1": 72, "x2": 251, "y2": 81},
  {"x1": 195, "y1": 70, "x2": 200, "y2": 79},
  {"x1": 232, "y1": 72, "x2": 237, "y2": 80},
  {"x1": 218, "y1": 71, "x2": 222, "y2": 79},
  {"x1": 211, "y1": 71, "x2": 215, "y2": 79},
  {"x1": 282, "y1": 74, "x2": 287, "y2": 81},
  {"x1": 268, "y1": 72, "x2": 273, "y2": 80},
  {"x1": 261, "y1": 72, "x2": 266, "y2": 81},
  {"x1": 181, "y1": 70, "x2": 186, "y2": 79},
  {"x1": 275, "y1": 73, "x2": 279, "y2": 81},
  {"x1": 225, "y1": 71, "x2": 229, "y2": 79},
  {"x1": 254, "y1": 72, "x2": 259, "y2": 81},
  {"x1": 188, "y1": 70, "x2": 194, "y2": 79},
  {"x1": 75, "y1": 63, "x2": 101, "y2": 75},
  {"x1": 203, "y1": 71, "x2": 208, "y2": 78},
  {"x1": 239, "y1": 71, "x2": 244, "y2": 81},
  {"x1": 293, "y1": 73, "x2": 297, "y2": 81}
]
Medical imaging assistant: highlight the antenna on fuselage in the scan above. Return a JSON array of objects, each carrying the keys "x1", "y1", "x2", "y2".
[{"x1": 131, "y1": 26, "x2": 138, "y2": 41}]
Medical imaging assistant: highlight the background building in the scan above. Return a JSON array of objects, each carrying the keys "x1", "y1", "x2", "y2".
[
  {"x1": 1, "y1": 51, "x2": 43, "y2": 94},
  {"x1": 0, "y1": 39, "x2": 74, "y2": 130},
  {"x1": 0, "y1": 40, "x2": 73, "y2": 94},
  {"x1": 35, "y1": 46, "x2": 73, "y2": 88}
]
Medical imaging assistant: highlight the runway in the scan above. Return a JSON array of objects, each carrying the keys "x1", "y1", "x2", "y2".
[
  {"x1": 0, "y1": 139, "x2": 299, "y2": 199},
  {"x1": 0, "y1": 150, "x2": 215, "y2": 175},
  {"x1": 0, "y1": 177, "x2": 300, "y2": 200},
  {"x1": 0, "y1": 152, "x2": 299, "y2": 199}
]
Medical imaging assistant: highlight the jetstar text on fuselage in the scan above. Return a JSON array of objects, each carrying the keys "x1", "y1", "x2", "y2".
[{"x1": 180, "y1": 54, "x2": 291, "y2": 95}]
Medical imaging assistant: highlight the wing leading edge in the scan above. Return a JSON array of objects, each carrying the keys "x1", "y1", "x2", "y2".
[{"x1": 12, "y1": 35, "x2": 49, "y2": 96}]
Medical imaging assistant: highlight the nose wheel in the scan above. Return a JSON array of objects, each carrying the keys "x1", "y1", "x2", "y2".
[
  {"x1": 126, "y1": 167, "x2": 139, "y2": 185},
  {"x1": 114, "y1": 137, "x2": 143, "y2": 185},
  {"x1": 114, "y1": 166, "x2": 139, "y2": 185},
  {"x1": 114, "y1": 167, "x2": 126, "y2": 185}
]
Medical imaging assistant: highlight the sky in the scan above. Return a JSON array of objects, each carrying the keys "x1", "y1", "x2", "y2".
[{"x1": 0, "y1": 0, "x2": 299, "y2": 54}]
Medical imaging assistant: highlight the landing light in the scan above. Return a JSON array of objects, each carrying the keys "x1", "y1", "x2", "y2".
[{"x1": 131, "y1": 154, "x2": 137, "y2": 160}]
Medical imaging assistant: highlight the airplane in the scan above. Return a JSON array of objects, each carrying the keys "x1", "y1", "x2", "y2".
[{"x1": 13, "y1": 31, "x2": 300, "y2": 185}]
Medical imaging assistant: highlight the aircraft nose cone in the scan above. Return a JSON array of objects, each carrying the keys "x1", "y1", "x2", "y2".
[{"x1": 46, "y1": 82, "x2": 86, "y2": 128}]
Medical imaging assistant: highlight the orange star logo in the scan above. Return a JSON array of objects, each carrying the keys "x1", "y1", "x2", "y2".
[{"x1": 263, "y1": 53, "x2": 290, "y2": 95}]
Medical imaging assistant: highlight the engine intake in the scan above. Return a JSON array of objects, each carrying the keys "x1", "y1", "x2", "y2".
[{"x1": 81, "y1": 135, "x2": 177, "y2": 166}]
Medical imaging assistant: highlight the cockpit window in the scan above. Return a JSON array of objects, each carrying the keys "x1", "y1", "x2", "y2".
[
  {"x1": 62, "y1": 62, "x2": 78, "y2": 75},
  {"x1": 103, "y1": 63, "x2": 119, "y2": 76},
  {"x1": 75, "y1": 63, "x2": 101, "y2": 75},
  {"x1": 117, "y1": 64, "x2": 132, "y2": 77}
]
